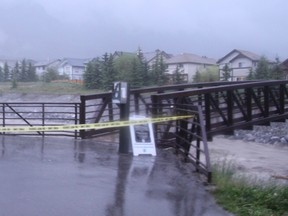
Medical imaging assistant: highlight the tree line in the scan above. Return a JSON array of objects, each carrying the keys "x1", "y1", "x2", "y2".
[
  {"x1": 0, "y1": 59, "x2": 37, "y2": 82},
  {"x1": 83, "y1": 49, "x2": 169, "y2": 90}
]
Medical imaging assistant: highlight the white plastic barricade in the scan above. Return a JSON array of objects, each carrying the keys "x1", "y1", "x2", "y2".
[{"x1": 129, "y1": 115, "x2": 156, "y2": 156}]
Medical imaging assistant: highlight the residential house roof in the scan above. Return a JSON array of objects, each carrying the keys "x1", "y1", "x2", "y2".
[
  {"x1": 113, "y1": 50, "x2": 173, "y2": 63},
  {"x1": 143, "y1": 50, "x2": 173, "y2": 63},
  {"x1": 34, "y1": 59, "x2": 61, "y2": 67},
  {"x1": 60, "y1": 58, "x2": 90, "y2": 67},
  {"x1": 217, "y1": 49, "x2": 262, "y2": 64},
  {"x1": 113, "y1": 51, "x2": 136, "y2": 59},
  {"x1": 166, "y1": 53, "x2": 217, "y2": 65}
]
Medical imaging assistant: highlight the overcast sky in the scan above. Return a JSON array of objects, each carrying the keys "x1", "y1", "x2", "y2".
[{"x1": 0, "y1": 0, "x2": 287, "y2": 60}]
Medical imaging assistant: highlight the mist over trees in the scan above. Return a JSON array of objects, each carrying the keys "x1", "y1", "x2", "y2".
[
  {"x1": 0, "y1": 59, "x2": 37, "y2": 83},
  {"x1": 83, "y1": 49, "x2": 167, "y2": 90},
  {"x1": 247, "y1": 56, "x2": 285, "y2": 80},
  {"x1": 193, "y1": 66, "x2": 219, "y2": 82}
]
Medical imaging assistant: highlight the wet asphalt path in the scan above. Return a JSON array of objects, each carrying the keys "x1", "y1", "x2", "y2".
[{"x1": 0, "y1": 136, "x2": 231, "y2": 216}]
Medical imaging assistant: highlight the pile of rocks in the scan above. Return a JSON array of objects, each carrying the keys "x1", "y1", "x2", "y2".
[{"x1": 233, "y1": 121, "x2": 288, "y2": 145}]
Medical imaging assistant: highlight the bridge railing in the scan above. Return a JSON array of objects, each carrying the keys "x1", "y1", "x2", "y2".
[
  {"x1": 150, "y1": 80, "x2": 288, "y2": 138},
  {"x1": 0, "y1": 102, "x2": 81, "y2": 138},
  {"x1": 80, "y1": 81, "x2": 252, "y2": 138},
  {"x1": 0, "y1": 82, "x2": 242, "y2": 139},
  {"x1": 148, "y1": 102, "x2": 212, "y2": 182}
]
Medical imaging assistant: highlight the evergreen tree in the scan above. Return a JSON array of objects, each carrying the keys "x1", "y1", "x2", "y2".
[
  {"x1": 136, "y1": 47, "x2": 149, "y2": 86},
  {"x1": 246, "y1": 68, "x2": 254, "y2": 80},
  {"x1": 27, "y1": 62, "x2": 37, "y2": 81},
  {"x1": 0, "y1": 66, "x2": 4, "y2": 82},
  {"x1": 4, "y1": 62, "x2": 9, "y2": 81},
  {"x1": 130, "y1": 58, "x2": 143, "y2": 88},
  {"x1": 83, "y1": 58, "x2": 102, "y2": 89},
  {"x1": 41, "y1": 67, "x2": 59, "y2": 83},
  {"x1": 158, "y1": 54, "x2": 168, "y2": 85},
  {"x1": 270, "y1": 57, "x2": 283, "y2": 80},
  {"x1": 101, "y1": 53, "x2": 117, "y2": 91},
  {"x1": 254, "y1": 56, "x2": 271, "y2": 80},
  {"x1": 20, "y1": 59, "x2": 27, "y2": 81},
  {"x1": 113, "y1": 54, "x2": 135, "y2": 83},
  {"x1": 174, "y1": 65, "x2": 185, "y2": 84},
  {"x1": 11, "y1": 77, "x2": 17, "y2": 89},
  {"x1": 193, "y1": 70, "x2": 201, "y2": 82},
  {"x1": 150, "y1": 52, "x2": 167, "y2": 86},
  {"x1": 12, "y1": 62, "x2": 20, "y2": 81},
  {"x1": 222, "y1": 64, "x2": 231, "y2": 81}
]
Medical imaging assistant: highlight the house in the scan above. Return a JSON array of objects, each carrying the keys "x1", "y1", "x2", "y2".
[
  {"x1": 58, "y1": 58, "x2": 90, "y2": 80},
  {"x1": 34, "y1": 58, "x2": 89, "y2": 80},
  {"x1": 280, "y1": 58, "x2": 288, "y2": 79},
  {"x1": 166, "y1": 53, "x2": 217, "y2": 82},
  {"x1": 217, "y1": 49, "x2": 272, "y2": 81},
  {"x1": 34, "y1": 59, "x2": 62, "y2": 77}
]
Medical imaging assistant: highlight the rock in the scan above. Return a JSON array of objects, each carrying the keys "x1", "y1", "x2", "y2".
[
  {"x1": 280, "y1": 137, "x2": 287, "y2": 144},
  {"x1": 270, "y1": 136, "x2": 280, "y2": 144},
  {"x1": 244, "y1": 133, "x2": 255, "y2": 141}
]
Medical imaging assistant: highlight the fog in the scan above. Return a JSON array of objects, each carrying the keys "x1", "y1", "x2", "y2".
[{"x1": 0, "y1": 0, "x2": 287, "y2": 60}]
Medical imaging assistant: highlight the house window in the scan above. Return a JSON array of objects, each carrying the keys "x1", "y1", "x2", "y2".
[
  {"x1": 65, "y1": 66, "x2": 70, "y2": 73},
  {"x1": 238, "y1": 62, "x2": 242, "y2": 68}
]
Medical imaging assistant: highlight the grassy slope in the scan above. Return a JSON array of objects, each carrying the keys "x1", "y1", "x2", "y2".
[{"x1": 212, "y1": 162, "x2": 288, "y2": 216}]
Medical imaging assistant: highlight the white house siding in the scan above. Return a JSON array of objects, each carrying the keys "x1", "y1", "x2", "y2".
[
  {"x1": 217, "y1": 49, "x2": 265, "y2": 81},
  {"x1": 72, "y1": 66, "x2": 85, "y2": 80},
  {"x1": 230, "y1": 57, "x2": 254, "y2": 80},
  {"x1": 58, "y1": 65, "x2": 85, "y2": 80},
  {"x1": 35, "y1": 66, "x2": 46, "y2": 76},
  {"x1": 58, "y1": 65, "x2": 70, "y2": 78}
]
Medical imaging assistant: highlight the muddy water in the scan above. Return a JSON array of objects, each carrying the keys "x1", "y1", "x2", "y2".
[{"x1": 209, "y1": 136, "x2": 288, "y2": 182}]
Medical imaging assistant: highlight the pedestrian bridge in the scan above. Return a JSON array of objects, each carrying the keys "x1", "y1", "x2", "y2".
[{"x1": 2, "y1": 80, "x2": 288, "y2": 182}]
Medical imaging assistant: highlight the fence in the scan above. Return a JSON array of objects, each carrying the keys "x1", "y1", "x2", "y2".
[{"x1": 0, "y1": 102, "x2": 81, "y2": 138}]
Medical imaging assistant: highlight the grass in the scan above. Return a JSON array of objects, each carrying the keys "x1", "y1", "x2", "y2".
[
  {"x1": 212, "y1": 160, "x2": 288, "y2": 216},
  {"x1": 0, "y1": 81, "x2": 101, "y2": 95}
]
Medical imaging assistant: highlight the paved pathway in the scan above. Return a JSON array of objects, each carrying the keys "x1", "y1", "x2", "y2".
[{"x1": 0, "y1": 136, "x2": 231, "y2": 216}]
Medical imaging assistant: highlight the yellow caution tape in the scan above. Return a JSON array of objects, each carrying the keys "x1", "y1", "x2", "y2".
[{"x1": 0, "y1": 115, "x2": 193, "y2": 133}]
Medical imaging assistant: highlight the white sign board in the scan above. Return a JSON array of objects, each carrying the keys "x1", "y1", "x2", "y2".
[{"x1": 129, "y1": 116, "x2": 156, "y2": 156}]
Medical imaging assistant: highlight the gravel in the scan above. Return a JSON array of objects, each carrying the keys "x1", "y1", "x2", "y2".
[{"x1": 233, "y1": 121, "x2": 288, "y2": 145}]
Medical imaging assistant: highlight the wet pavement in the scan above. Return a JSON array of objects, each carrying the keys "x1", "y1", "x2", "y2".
[{"x1": 0, "y1": 135, "x2": 231, "y2": 216}]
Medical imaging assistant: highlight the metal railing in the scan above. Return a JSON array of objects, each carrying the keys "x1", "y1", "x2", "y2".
[
  {"x1": 79, "y1": 81, "x2": 249, "y2": 138},
  {"x1": 0, "y1": 102, "x2": 81, "y2": 138},
  {"x1": 151, "y1": 80, "x2": 288, "y2": 138}
]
